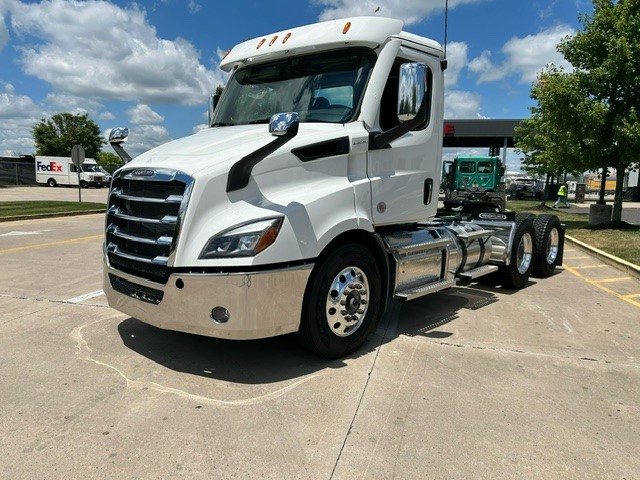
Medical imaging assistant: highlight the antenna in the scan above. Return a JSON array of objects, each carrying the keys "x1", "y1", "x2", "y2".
[{"x1": 444, "y1": 0, "x2": 449, "y2": 59}]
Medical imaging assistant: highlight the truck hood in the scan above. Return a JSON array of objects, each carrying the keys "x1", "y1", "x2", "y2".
[{"x1": 125, "y1": 124, "x2": 351, "y2": 178}]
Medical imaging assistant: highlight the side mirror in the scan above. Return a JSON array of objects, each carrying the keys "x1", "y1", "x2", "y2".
[
  {"x1": 269, "y1": 112, "x2": 300, "y2": 137},
  {"x1": 398, "y1": 63, "x2": 427, "y2": 122},
  {"x1": 108, "y1": 127, "x2": 129, "y2": 145},
  {"x1": 108, "y1": 127, "x2": 132, "y2": 164},
  {"x1": 371, "y1": 62, "x2": 428, "y2": 149}
]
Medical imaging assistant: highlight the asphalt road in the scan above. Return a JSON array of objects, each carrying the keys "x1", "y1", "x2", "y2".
[{"x1": 1, "y1": 210, "x2": 639, "y2": 479}]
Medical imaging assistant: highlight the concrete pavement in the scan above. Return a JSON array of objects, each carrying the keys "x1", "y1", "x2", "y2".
[{"x1": 1, "y1": 213, "x2": 639, "y2": 479}]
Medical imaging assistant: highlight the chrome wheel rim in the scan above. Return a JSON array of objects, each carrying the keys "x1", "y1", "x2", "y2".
[
  {"x1": 325, "y1": 266, "x2": 369, "y2": 337},
  {"x1": 545, "y1": 227, "x2": 560, "y2": 265},
  {"x1": 516, "y1": 232, "x2": 534, "y2": 274}
]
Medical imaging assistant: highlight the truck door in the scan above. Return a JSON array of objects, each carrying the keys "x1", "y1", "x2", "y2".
[{"x1": 367, "y1": 49, "x2": 443, "y2": 225}]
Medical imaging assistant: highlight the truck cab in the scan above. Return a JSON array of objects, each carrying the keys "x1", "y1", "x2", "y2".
[
  {"x1": 103, "y1": 17, "x2": 563, "y2": 358},
  {"x1": 442, "y1": 155, "x2": 506, "y2": 210}
]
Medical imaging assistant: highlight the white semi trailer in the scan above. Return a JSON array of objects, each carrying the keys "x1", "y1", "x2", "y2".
[{"x1": 103, "y1": 17, "x2": 564, "y2": 358}]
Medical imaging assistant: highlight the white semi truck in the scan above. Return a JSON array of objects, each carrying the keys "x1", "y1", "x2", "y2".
[{"x1": 103, "y1": 17, "x2": 564, "y2": 358}]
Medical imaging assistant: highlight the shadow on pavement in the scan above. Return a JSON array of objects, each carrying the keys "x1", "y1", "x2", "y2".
[
  {"x1": 117, "y1": 281, "x2": 534, "y2": 383},
  {"x1": 117, "y1": 317, "x2": 375, "y2": 384}
]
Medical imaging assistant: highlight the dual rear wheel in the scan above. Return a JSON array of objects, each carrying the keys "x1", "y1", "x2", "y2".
[{"x1": 498, "y1": 213, "x2": 562, "y2": 289}]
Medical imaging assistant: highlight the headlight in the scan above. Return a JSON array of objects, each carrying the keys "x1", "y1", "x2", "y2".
[{"x1": 199, "y1": 217, "x2": 284, "y2": 259}]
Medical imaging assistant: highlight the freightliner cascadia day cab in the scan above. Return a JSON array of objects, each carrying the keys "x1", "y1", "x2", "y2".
[{"x1": 103, "y1": 17, "x2": 564, "y2": 358}]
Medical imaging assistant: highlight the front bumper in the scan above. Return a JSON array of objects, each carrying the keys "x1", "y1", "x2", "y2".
[{"x1": 103, "y1": 261, "x2": 313, "y2": 340}]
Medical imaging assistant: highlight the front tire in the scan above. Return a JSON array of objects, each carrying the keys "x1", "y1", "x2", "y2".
[
  {"x1": 299, "y1": 243, "x2": 382, "y2": 359},
  {"x1": 499, "y1": 214, "x2": 535, "y2": 289},
  {"x1": 80, "y1": 180, "x2": 88, "y2": 188}
]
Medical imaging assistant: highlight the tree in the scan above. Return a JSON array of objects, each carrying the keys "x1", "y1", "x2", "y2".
[
  {"x1": 517, "y1": 0, "x2": 640, "y2": 222},
  {"x1": 95, "y1": 151, "x2": 122, "y2": 167},
  {"x1": 33, "y1": 113, "x2": 104, "y2": 159}
]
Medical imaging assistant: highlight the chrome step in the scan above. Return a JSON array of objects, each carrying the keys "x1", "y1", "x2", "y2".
[
  {"x1": 395, "y1": 279, "x2": 456, "y2": 301},
  {"x1": 458, "y1": 264, "x2": 499, "y2": 281}
]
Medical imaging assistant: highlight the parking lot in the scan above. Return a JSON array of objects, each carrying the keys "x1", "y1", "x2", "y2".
[{"x1": 1, "y1": 189, "x2": 639, "y2": 479}]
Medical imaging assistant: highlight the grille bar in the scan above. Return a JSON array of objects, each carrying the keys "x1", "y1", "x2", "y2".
[{"x1": 110, "y1": 188, "x2": 184, "y2": 204}]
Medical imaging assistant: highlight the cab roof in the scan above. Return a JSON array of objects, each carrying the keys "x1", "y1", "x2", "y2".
[{"x1": 219, "y1": 16, "x2": 442, "y2": 72}]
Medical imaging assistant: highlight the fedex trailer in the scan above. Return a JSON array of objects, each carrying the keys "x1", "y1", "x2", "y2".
[{"x1": 35, "y1": 156, "x2": 106, "y2": 188}]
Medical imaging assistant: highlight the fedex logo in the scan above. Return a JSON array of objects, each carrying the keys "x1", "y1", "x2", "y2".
[{"x1": 37, "y1": 161, "x2": 63, "y2": 172}]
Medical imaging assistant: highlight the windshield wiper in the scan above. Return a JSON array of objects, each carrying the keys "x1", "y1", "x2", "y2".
[
  {"x1": 248, "y1": 118, "x2": 271, "y2": 124},
  {"x1": 211, "y1": 122, "x2": 235, "y2": 127}
]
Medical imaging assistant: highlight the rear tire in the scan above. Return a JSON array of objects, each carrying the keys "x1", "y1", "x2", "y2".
[
  {"x1": 532, "y1": 214, "x2": 562, "y2": 277},
  {"x1": 298, "y1": 243, "x2": 382, "y2": 359},
  {"x1": 47, "y1": 178, "x2": 57, "y2": 187},
  {"x1": 499, "y1": 214, "x2": 535, "y2": 289}
]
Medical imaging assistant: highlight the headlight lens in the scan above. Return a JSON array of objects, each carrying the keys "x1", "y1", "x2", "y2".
[{"x1": 199, "y1": 217, "x2": 284, "y2": 259}]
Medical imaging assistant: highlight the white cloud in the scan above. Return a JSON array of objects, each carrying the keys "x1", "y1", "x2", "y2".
[
  {"x1": 0, "y1": 13, "x2": 8, "y2": 52},
  {"x1": 126, "y1": 124, "x2": 172, "y2": 158},
  {"x1": 9, "y1": 0, "x2": 224, "y2": 105},
  {"x1": 314, "y1": 0, "x2": 489, "y2": 25},
  {"x1": 0, "y1": 90, "x2": 39, "y2": 119},
  {"x1": 127, "y1": 104, "x2": 164, "y2": 125},
  {"x1": 187, "y1": 0, "x2": 202, "y2": 14},
  {"x1": 444, "y1": 41, "x2": 468, "y2": 88},
  {"x1": 99, "y1": 111, "x2": 115, "y2": 121},
  {"x1": 0, "y1": 90, "x2": 41, "y2": 155},
  {"x1": 469, "y1": 25, "x2": 574, "y2": 84},
  {"x1": 444, "y1": 90, "x2": 482, "y2": 119},
  {"x1": 43, "y1": 92, "x2": 103, "y2": 117}
]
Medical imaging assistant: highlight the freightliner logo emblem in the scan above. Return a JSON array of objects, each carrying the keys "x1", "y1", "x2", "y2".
[{"x1": 131, "y1": 169, "x2": 155, "y2": 177}]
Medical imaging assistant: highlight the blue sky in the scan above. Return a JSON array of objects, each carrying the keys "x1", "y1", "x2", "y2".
[{"x1": 0, "y1": 0, "x2": 592, "y2": 168}]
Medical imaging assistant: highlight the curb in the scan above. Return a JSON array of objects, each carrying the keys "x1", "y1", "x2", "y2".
[
  {"x1": 564, "y1": 234, "x2": 640, "y2": 280},
  {"x1": 0, "y1": 210, "x2": 105, "y2": 223}
]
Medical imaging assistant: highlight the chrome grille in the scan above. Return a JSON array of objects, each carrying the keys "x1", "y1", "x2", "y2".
[{"x1": 105, "y1": 168, "x2": 194, "y2": 284}]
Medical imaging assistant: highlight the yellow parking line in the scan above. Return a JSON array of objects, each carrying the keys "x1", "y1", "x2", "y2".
[
  {"x1": 595, "y1": 277, "x2": 632, "y2": 284},
  {"x1": 564, "y1": 256, "x2": 591, "y2": 260},
  {"x1": 0, "y1": 235, "x2": 102, "y2": 255},
  {"x1": 563, "y1": 264, "x2": 640, "y2": 309},
  {"x1": 571, "y1": 264, "x2": 609, "y2": 269}
]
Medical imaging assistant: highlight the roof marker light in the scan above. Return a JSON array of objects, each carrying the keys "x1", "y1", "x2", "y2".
[
  {"x1": 269, "y1": 35, "x2": 278, "y2": 46},
  {"x1": 256, "y1": 38, "x2": 266, "y2": 49},
  {"x1": 282, "y1": 32, "x2": 291, "y2": 44},
  {"x1": 342, "y1": 22, "x2": 351, "y2": 34}
]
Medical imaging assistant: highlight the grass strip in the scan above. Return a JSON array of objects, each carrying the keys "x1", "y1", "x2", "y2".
[{"x1": 0, "y1": 201, "x2": 106, "y2": 218}]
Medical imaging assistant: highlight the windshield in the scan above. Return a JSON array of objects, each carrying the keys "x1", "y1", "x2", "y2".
[
  {"x1": 212, "y1": 48, "x2": 376, "y2": 126},
  {"x1": 81, "y1": 163, "x2": 99, "y2": 172}
]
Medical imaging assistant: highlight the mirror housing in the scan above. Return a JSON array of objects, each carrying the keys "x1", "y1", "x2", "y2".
[
  {"x1": 398, "y1": 62, "x2": 426, "y2": 122},
  {"x1": 108, "y1": 127, "x2": 129, "y2": 145},
  {"x1": 108, "y1": 127, "x2": 132, "y2": 164},
  {"x1": 269, "y1": 112, "x2": 300, "y2": 137},
  {"x1": 371, "y1": 62, "x2": 428, "y2": 149}
]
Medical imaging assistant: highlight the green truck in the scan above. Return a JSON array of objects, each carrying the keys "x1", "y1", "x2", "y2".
[{"x1": 441, "y1": 155, "x2": 506, "y2": 210}]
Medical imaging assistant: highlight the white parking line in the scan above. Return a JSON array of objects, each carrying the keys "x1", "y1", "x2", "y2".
[{"x1": 66, "y1": 290, "x2": 104, "y2": 304}]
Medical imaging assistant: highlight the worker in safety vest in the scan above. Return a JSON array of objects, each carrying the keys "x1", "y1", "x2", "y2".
[{"x1": 553, "y1": 184, "x2": 569, "y2": 208}]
